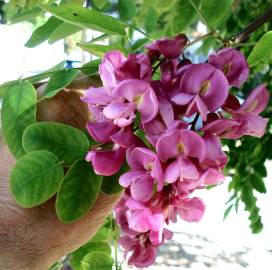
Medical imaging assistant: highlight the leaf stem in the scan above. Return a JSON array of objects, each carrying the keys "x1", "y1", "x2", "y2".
[{"x1": 224, "y1": 6, "x2": 272, "y2": 45}]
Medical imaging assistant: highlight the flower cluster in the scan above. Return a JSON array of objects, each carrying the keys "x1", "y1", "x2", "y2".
[{"x1": 82, "y1": 35, "x2": 269, "y2": 267}]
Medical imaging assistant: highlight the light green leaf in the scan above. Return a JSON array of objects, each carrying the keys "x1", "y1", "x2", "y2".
[
  {"x1": 91, "y1": 217, "x2": 112, "y2": 242},
  {"x1": 42, "y1": 68, "x2": 80, "y2": 99},
  {"x1": 248, "y1": 31, "x2": 272, "y2": 67},
  {"x1": 25, "y1": 60, "x2": 67, "y2": 84},
  {"x1": 171, "y1": 0, "x2": 200, "y2": 34},
  {"x1": 93, "y1": 0, "x2": 109, "y2": 9},
  {"x1": 10, "y1": 7, "x2": 42, "y2": 24},
  {"x1": 0, "y1": 81, "x2": 18, "y2": 99},
  {"x1": 81, "y1": 251, "x2": 114, "y2": 270},
  {"x1": 118, "y1": 0, "x2": 136, "y2": 21},
  {"x1": 48, "y1": 22, "x2": 83, "y2": 44},
  {"x1": 56, "y1": 160, "x2": 103, "y2": 223},
  {"x1": 70, "y1": 242, "x2": 111, "y2": 270},
  {"x1": 145, "y1": 7, "x2": 157, "y2": 33},
  {"x1": 22, "y1": 122, "x2": 90, "y2": 166},
  {"x1": 10, "y1": 150, "x2": 64, "y2": 207},
  {"x1": 78, "y1": 43, "x2": 127, "y2": 57},
  {"x1": 131, "y1": 38, "x2": 149, "y2": 52},
  {"x1": 25, "y1": 16, "x2": 63, "y2": 48},
  {"x1": 1, "y1": 81, "x2": 36, "y2": 158},
  {"x1": 201, "y1": 0, "x2": 233, "y2": 28},
  {"x1": 41, "y1": 4, "x2": 126, "y2": 36}
]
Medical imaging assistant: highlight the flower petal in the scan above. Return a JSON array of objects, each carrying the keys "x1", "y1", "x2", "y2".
[{"x1": 131, "y1": 175, "x2": 154, "y2": 202}]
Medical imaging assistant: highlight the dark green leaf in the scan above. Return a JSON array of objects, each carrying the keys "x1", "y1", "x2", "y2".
[
  {"x1": 102, "y1": 166, "x2": 126, "y2": 195},
  {"x1": 81, "y1": 251, "x2": 114, "y2": 270},
  {"x1": 22, "y1": 122, "x2": 90, "y2": 166},
  {"x1": 10, "y1": 150, "x2": 63, "y2": 207},
  {"x1": 25, "y1": 16, "x2": 63, "y2": 48},
  {"x1": 41, "y1": 4, "x2": 126, "y2": 36},
  {"x1": 42, "y1": 68, "x2": 80, "y2": 99},
  {"x1": 56, "y1": 160, "x2": 103, "y2": 223},
  {"x1": 223, "y1": 204, "x2": 233, "y2": 220},
  {"x1": 70, "y1": 242, "x2": 111, "y2": 270},
  {"x1": 118, "y1": 0, "x2": 136, "y2": 21},
  {"x1": 1, "y1": 81, "x2": 36, "y2": 158},
  {"x1": 249, "y1": 173, "x2": 266, "y2": 193},
  {"x1": 248, "y1": 31, "x2": 272, "y2": 67}
]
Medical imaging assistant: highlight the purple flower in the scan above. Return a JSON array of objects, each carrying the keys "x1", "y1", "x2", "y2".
[
  {"x1": 146, "y1": 34, "x2": 188, "y2": 60},
  {"x1": 119, "y1": 147, "x2": 163, "y2": 200},
  {"x1": 208, "y1": 48, "x2": 249, "y2": 88},
  {"x1": 86, "y1": 146, "x2": 125, "y2": 176},
  {"x1": 171, "y1": 63, "x2": 229, "y2": 121}
]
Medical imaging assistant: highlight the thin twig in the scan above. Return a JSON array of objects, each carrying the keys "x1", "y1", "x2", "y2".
[
  {"x1": 188, "y1": 0, "x2": 210, "y2": 29},
  {"x1": 190, "y1": 113, "x2": 200, "y2": 131},
  {"x1": 224, "y1": 6, "x2": 272, "y2": 45}
]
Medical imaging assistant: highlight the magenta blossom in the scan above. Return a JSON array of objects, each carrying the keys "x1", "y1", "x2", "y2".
[
  {"x1": 171, "y1": 63, "x2": 229, "y2": 121},
  {"x1": 208, "y1": 48, "x2": 249, "y2": 88},
  {"x1": 146, "y1": 34, "x2": 188, "y2": 60},
  {"x1": 203, "y1": 84, "x2": 269, "y2": 138},
  {"x1": 99, "y1": 51, "x2": 152, "y2": 89},
  {"x1": 119, "y1": 147, "x2": 163, "y2": 201},
  {"x1": 103, "y1": 79, "x2": 158, "y2": 127},
  {"x1": 86, "y1": 145, "x2": 125, "y2": 176},
  {"x1": 156, "y1": 129, "x2": 206, "y2": 183}
]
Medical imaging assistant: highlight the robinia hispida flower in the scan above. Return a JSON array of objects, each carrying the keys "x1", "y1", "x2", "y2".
[{"x1": 82, "y1": 34, "x2": 269, "y2": 267}]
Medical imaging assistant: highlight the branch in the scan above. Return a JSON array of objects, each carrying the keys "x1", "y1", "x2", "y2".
[{"x1": 224, "y1": 6, "x2": 272, "y2": 45}]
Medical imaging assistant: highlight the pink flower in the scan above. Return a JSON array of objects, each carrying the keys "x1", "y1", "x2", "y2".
[
  {"x1": 119, "y1": 147, "x2": 163, "y2": 200},
  {"x1": 208, "y1": 48, "x2": 249, "y2": 88},
  {"x1": 86, "y1": 146, "x2": 125, "y2": 176},
  {"x1": 171, "y1": 63, "x2": 229, "y2": 121},
  {"x1": 104, "y1": 79, "x2": 158, "y2": 127},
  {"x1": 203, "y1": 84, "x2": 269, "y2": 138}
]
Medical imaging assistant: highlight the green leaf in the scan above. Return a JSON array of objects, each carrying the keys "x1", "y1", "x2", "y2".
[
  {"x1": 1, "y1": 81, "x2": 36, "y2": 158},
  {"x1": 10, "y1": 150, "x2": 64, "y2": 207},
  {"x1": 56, "y1": 160, "x2": 103, "y2": 223},
  {"x1": 131, "y1": 38, "x2": 149, "y2": 52},
  {"x1": 42, "y1": 68, "x2": 80, "y2": 99},
  {"x1": 22, "y1": 122, "x2": 90, "y2": 166},
  {"x1": 171, "y1": 0, "x2": 200, "y2": 34},
  {"x1": 0, "y1": 81, "x2": 18, "y2": 99},
  {"x1": 78, "y1": 43, "x2": 127, "y2": 57},
  {"x1": 41, "y1": 4, "x2": 126, "y2": 36},
  {"x1": 80, "y1": 59, "x2": 101, "y2": 75},
  {"x1": 201, "y1": 0, "x2": 233, "y2": 28},
  {"x1": 248, "y1": 31, "x2": 272, "y2": 67},
  {"x1": 102, "y1": 166, "x2": 125, "y2": 195},
  {"x1": 70, "y1": 242, "x2": 111, "y2": 270},
  {"x1": 249, "y1": 173, "x2": 266, "y2": 193},
  {"x1": 93, "y1": 0, "x2": 109, "y2": 9},
  {"x1": 81, "y1": 251, "x2": 114, "y2": 270},
  {"x1": 144, "y1": 7, "x2": 157, "y2": 33},
  {"x1": 223, "y1": 204, "x2": 233, "y2": 220},
  {"x1": 91, "y1": 217, "x2": 112, "y2": 242},
  {"x1": 25, "y1": 60, "x2": 67, "y2": 84},
  {"x1": 118, "y1": 0, "x2": 136, "y2": 21},
  {"x1": 48, "y1": 22, "x2": 83, "y2": 44},
  {"x1": 25, "y1": 16, "x2": 63, "y2": 48}
]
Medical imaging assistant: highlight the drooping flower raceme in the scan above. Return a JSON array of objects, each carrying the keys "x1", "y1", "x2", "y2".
[{"x1": 82, "y1": 36, "x2": 270, "y2": 268}]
